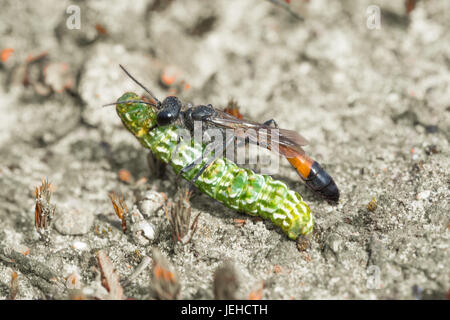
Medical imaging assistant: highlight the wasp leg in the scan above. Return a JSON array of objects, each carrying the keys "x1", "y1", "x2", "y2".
[
  {"x1": 179, "y1": 142, "x2": 221, "y2": 192},
  {"x1": 189, "y1": 155, "x2": 218, "y2": 185},
  {"x1": 263, "y1": 119, "x2": 279, "y2": 128},
  {"x1": 177, "y1": 137, "x2": 219, "y2": 178},
  {"x1": 179, "y1": 161, "x2": 198, "y2": 176},
  {"x1": 175, "y1": 132, "x2": 218, "y2": 178},
  {"x1": 178, "y1": 148, "x2": 210, "y2": 176}
]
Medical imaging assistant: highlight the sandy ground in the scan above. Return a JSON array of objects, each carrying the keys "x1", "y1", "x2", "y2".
[{"x1": 0, "y1": 0, "x2": 449, "y2": 300}]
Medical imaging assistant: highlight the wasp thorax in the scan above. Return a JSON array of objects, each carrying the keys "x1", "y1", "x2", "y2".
[{"x1": 157, "y1": 96, "x2": 182, "y2": 126}]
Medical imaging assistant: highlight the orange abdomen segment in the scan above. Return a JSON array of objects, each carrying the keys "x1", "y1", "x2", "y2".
[{"x1": 286, "y1": 154, "x2": 314, "y2": 179}]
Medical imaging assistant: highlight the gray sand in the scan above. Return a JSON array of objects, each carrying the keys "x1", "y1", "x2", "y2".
[{"x1": 0, "y1": 0, "x2": 448, "y2": 299}]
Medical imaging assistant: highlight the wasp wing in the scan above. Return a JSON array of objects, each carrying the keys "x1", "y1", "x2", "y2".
[{"x1": 206, "y1": 110, "x2": 309, "y2": 158}]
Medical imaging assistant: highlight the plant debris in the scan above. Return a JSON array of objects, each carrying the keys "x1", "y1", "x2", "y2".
[
  {"x1": 108, "y1": 192, "x2": 128, "y2": 233},
  {"x1": 34, "y1": 178, "x2": 56, "y2": 242},
  {"x1": 149, "y1": 248, "x2": 180, "y2": 300},
  {"x1": 296, "y1": 235, "x2": 311, "y2": 252},
  {"x1": 165, "y1": 189, "x2": 200, "y2": 244},
  {"x1": 118, "y1": 168, "x2": 133, "y2": 183},
  {"x1": 223, "y1": 99, "x2": 244, "y2": 119},
  {"x1": 9, "y1": 271, "x2": 19, "y2": 300},
  {"x1": 96, "y1": 250, "x2": 125, "y2": 300}
]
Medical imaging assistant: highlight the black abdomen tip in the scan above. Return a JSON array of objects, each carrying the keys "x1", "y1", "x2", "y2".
[{"x1": 306, "y1": 162, "x2": 340, "y2": 203}]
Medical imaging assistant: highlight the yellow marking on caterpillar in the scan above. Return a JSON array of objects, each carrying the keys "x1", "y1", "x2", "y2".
[{"x1": 136, "y1": 127, "x2": 147, "y2": 137}]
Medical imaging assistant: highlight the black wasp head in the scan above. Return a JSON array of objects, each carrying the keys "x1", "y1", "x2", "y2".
[{"x1": 156, "y1": 96, "x2": 182, "y2": 126}]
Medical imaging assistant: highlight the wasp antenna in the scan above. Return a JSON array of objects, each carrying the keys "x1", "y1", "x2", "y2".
[
  {"x1": 102, "y1": 100, "x2": 158, "y2": 108},
  {"x1": 119, "y1": 64, "x2": 162, "y2": 108}
]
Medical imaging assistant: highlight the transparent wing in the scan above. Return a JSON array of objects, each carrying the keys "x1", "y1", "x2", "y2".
[{"x1": 206, "y1": 110, "x2": 309, "y2": 158}]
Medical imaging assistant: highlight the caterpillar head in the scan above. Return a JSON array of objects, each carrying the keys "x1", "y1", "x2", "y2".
[{"x1": 116, "y1": 92, "x2": 158, "y2": 137}]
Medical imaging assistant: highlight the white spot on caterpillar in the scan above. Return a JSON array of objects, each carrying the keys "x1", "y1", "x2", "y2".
[{"x1": 272, "y1": 213, "x2": 286, "y2": 221}]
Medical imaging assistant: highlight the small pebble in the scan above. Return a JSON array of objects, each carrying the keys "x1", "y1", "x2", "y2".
[
  {"x1": 133, "y1": 220, "x2": 156, "y2": 241},
  {"x1": 416, "y1": 190, "x2": 431, "y2": 200},
  {"x1": 138, "y1": 191, "x2": 165, "y2": 217},
  {"x1": 54, "y1": 208, "x2": 94, "y2": 235},
  {"x1": 72, "y1": 241, "x2": 89, "y2": 251}
]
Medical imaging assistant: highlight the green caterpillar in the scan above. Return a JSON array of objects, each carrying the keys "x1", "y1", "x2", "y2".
[{"x1": 116, "y1": 92, "x2": 313, "y2": 240}]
